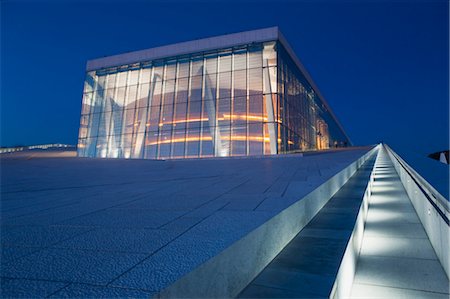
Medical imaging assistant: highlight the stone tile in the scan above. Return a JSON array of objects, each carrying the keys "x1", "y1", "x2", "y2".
[
  {"x1": 351, "y1": 283, "x2": 449, "y2": 299},
  {"x1": 158, "y1": 216, "x2": 204, "y2": 233},
  {"x1": 1, "y1": 225, "x2": 91, "y2": 247},
  {"x1": 239, "y1": 284, "x2": 325, "y2": 298},
  {"x1": 1, "y1": 147, "x2": 375, "y2": 297},
  {"x1": 53, "y1": 228, "x2": 178, "y2": 254},
  {"x1": 297, "y1": 228, "x2": 352, "y2": 240},
  {"x1": 0, "y1": 278, "x2": 68, "y2": 298},
  {"x1": 60, "y1": 209, "x2": 185, "y2": 229},
  {"x1": 354, "y1": 245, "x2": 448, "y2": 293},
  {"x1": 49, "y1": 283, "x2": 154, "y2": 298},
  {"x1": 110, "y1": 234, "x2": 229, "y2": 291},
  {"x1": 251, "y1": 267, "x2": 334, "y2": 297},
  {"x1": 0, "y1": 246, "x2": 40, "y2": 266},
  {"x1": 307, "y1": 211, "x2": 359, "y2": 231},
  {"x1": 363, "y1": 221, "x2": 428, "y2": 239},
  {"x1": 1, "y1": 248, "x2": 145, "y2": 284},
  {"x1": 360, "y1": 236, "x2": 437, "y2": 260}
]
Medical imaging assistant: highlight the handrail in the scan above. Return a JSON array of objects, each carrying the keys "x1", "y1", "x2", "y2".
[{"x1": 384, "y1": 144, "x2": 449, "y2": 226}]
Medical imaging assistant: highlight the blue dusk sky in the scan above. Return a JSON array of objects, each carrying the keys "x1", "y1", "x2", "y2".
[{"x1": 1, "y1": 0, "x2": 448, "y2": 156}]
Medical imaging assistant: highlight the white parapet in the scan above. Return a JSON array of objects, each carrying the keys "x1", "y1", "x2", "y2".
[
  {"x1": 384, "y1": 144, "x2": 450, "y2": 280},
  {"x1": 157, "y1": 146, "x2": 379, "y2": 298}
]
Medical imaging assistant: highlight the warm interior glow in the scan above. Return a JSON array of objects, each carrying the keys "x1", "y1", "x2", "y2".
[
  {"x1": 146, "y1": 135, "x2": 272, "y2": 146},
  {"x1": 156, "y1": 114, "x2": 273, "y2": 127},
  {"x1": 222, "y1": 114, "x2": 268, "y2": 122}
]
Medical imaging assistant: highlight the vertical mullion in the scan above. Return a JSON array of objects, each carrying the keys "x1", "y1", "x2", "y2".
[
  {"x1": 170, "y1": 61, "x2": 180, "y2": 158},
  {"x1": 142, "y1": 66, "x2": 155, "y2": 159},
  {"x1": 92, "y1": 75, "x2": 103, "y2": 157},
  {"x1": 104, "y1": 74, "x2": 114, "y2": 158},
  {"x1": 184, "y1": 60, "x2": 193, "y2": 158},
  {"x1": 230, "y1": 51, "x2": 235, "y2": 156},
  {"x1": 246, "y1": 49, "x2": 250, "y2": 156},
  {"x1": 199, "y1": 57, "x2": 206, "y2": 157},
  {"x1": 156, "y1": 64, "x2": 167, "y2": 159},
  {"x1": 214, "y1": 55, "x2": 221, "y2": 157},
  {"x1": 130, "y1": 67, "x2": 142, "y2": 158},
  {"x1": 106, "y1": 72, "x2": 119, "y2": 157}
]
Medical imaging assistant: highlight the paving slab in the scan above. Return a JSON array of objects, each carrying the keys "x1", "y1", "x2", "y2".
[
  {"x1": 239, "y1": 153, "x2": 377, "y2": 298},
  {"x1": 350, "y1": 148, "x2": 449, "y2": 298},
  {"x1": 1, "y1": 147, "x2": 372, "y2": 296}
]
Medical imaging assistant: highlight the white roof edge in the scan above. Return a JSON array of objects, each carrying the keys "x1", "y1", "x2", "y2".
[
  {"x1": 86, "y1": 27, "x2": 280, "y2": 72},
  {"x1": 86, "y1": 26, "x2": 351, "y2": 144}
]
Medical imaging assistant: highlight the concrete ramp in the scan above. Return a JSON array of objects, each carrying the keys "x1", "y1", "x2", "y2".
[{"x1": 350, "y1": 148, "x2": 449, "y2": 298}]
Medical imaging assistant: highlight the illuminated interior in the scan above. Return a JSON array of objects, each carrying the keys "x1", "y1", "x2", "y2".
[{"x1": 77, "y1": 40, "x2": 350, "y2": 159}]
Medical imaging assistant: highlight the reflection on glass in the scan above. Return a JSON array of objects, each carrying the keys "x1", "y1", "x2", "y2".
[{"x1": 78, "y1": 41, "x2": 349, "y2": 159}]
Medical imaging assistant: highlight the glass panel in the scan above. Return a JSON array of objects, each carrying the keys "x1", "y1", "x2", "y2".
[
  {"x1": 263, "y1": 42, "x2": 277, "y2": 67},
  {"x1": 248, "y1": 94, "x2": 263, "y2": 122},
  {"x1": 233, "y1": 69, "x2": 246, "y2": 98},
  {"x1": 249, "y1": 68, "x2": 262, "y2": 95},
  {"x1": 185, "y1": 127, "x2": 200, "y2": 158},
  {"x1": 80, "y1": 40, "x2": 349, "y2": 159},
  {"x1": 233, "y1": 50, "x2": 247, "y2": 71},
  {"x1": 172, "y1": 129, "x2": 186, "y2": 158},
  {"x1": 106, "y1": 73, "x2": 116, "y2": 89},
  {"x1": 163, "y1": 80, "x2": 176, "y2": 106},
  {"x1": 160, "y1": 104, "x2": 174, "y2": 129},
  {"x1": 158, "y1": 129, "x2": 172, "y2": 159},
  {"x1": 119, "y1": 133, "x2": 132, "y2": 158},
  {"x1": 89, "y1": 112, "x2": 101, "y2": 138},
  {"x1": 248, "y1": 49, "x2": 262, "y2": 68},
  {"x1": 81, "y1": 92, "x2": 93, "y2": 115},
  {"x1": 173, "y1": 100, "x2": 187, "y2": 131},
  {"x1": 232, "y1": 96, "x2": 247, "y2": 125},
  {"x1": 77, "y1": 138, "x2": 87, "y2": 156},
  {"x1": 126, "y1": 85, "x2": 138, "y2": 110},
  {"x1": 137, "y1": 83, "x2": 150, "y2": 108},
  {"x1": 151, "y1": 75, "x2": 163, "y2": 107},
  {"x1": 263, "y1": 123, "x2": 271, "y2": 155},
  {"x1": 231, "y1": 124, "x2": 246, "y2": 156},
  {"x1": 121, "y1": 108, "x2": 135, "y2": 136},
  {"x1": 248, "y1": 123, "x2": 263, "y2": 155},
  {"x1": 165, "y1": 62, "x2": 177, "y2": 80},
  {"x1": 217, "y1": 97, "x2": 231, "y2": 156},
  {"x1": 178, "y1": 60, "x2": 190, "y2": 78},
  {"x1": 140, "y1": 68, "x2": 152, "y2": 84},
  {"x1": 115, "y1": 87, "x2": 126, "y2": 109},
  {"x1": 78, "y1": 115, "x2": 90, "y2": 139},
  {"x1": 117, "y1": 72, "x2": 127, "y2": 87},
  {"x1": 144, "y1": 130, "x2": 158, "y2": 159},
  {"x1": 191, "y1": 57, "x2": 203, "y2": 77},
  {"x1": 187, "y1": 100, "x2": 202, "y2": 129},
  {"x1": 96, "y1": 75, "x2": 106, "y2": 91},
  {"x1": 128, "y1": 70, "x2": 139, "y2": 86},
  {"x1": 205, "y1": 55, "x2": 218, "y2": 74},
  {"x1": 218, "y1": 72, "x2": 231, "y2": 99},
  {"x1": 109, "y1": 109, "x2": 124, "y2": 136},
  {"x1": 218, "y1": 52, "x2": 232, "y2": 73},
  {"x1": 263, "y1": 66, "x2": 277, "y2": 94},
  {"x1": 190, "y1": 75, "x2": 202, "y2": 102},
  {"x1": 176, "y1": 77, "x2": 189, "y2": 104},
  {"x1": 83, "y1": 72, "x2": 96, "y2": 93},
  {"x1": 98, "y1": 109, "x2": 112, "y2": 137},
  {"x1": 200, "y1": 125, "x2": 214, "y2": 158}
]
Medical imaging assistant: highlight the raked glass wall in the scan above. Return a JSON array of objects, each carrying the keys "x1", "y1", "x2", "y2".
[
  {"x1": 276, "y1": 43, "x2": 349, "y2": 153},
  {"x1": 77, "y1": 41, "x2": 350, "y2": 159},
  {"x1": 78, "y1": 42, "x2": 278, "y2": 159}
]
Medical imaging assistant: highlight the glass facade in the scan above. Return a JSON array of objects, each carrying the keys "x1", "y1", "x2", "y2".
[{"x1": 78, "y1": 40, "x2": 350, "y2": 159}]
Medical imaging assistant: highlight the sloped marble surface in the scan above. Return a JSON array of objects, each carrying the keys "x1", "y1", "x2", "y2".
[{"x1": 1, "y1": 148, "x2": 371, "y2": 297}]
